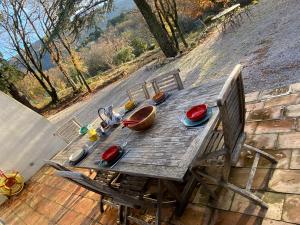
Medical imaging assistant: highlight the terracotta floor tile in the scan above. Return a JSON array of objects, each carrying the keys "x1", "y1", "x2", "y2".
[
  {"x1": 245, "y1": 91, "x2": 260, "y2": 103},
  {"x1": 262, "y1": 218, "x2": 297, "y2": 225},
  {"x1": 264, "y1": 94, "x2": 300, "y2": 108},
  {"x1": 209, "y1": 209, "x2": 262, "y2": 225},
  {"x1": 14, "y1": 203, "x2": 39, "y2": 223},
  {"x1": 255, "y1": 119, "x2": 295, "y2": 134},
  {"x1": 245, "y1": 122, "x2": 258, "y2": 134},
  {"x1": 71, "y1": 197, "x2": 98, "y2": 218},
  {"x1": 285, "y1": 104, "x2": 300, "y2": 117},
  {"x1": 48, "y1": 189, "x2": 73, "y2": 206},
  {"x1": 269, "y1": 170, "x2": 300, "y2": 194},
  {"x1": 1, "y1": 210, "x2": 25, "y2": 225},
  {"x1": 246, "y1": 102, "x2": 265, "y2": 112},
  {"x1": 99, "y1": 207, "x2": 119, "y2": 225},
  {"x1": 236, "y1": 149, "x2": 291, "y2": 169},
  {"x1": 171, "y1": 204, "x2": 211, "y2": 225},
  {"x1": 192, "y1": 185, "x2": 234, "y2": 210},
  {"x1": 230, "y1": 168, "x2": 271, "y2": 190},
  {"x1": 35, "y1": 198, "x2": 66, "y2": 221},
  {"x1": 278, "y1": 132, "x2": 300, "y2": 149},
  {"x1": 230, "y1": 192, "x2": 285, "y2": 220},
  {"x1": 57, "y1": 210, "x2": 82, "y2": 225},
  {"x1": 245, "y1": 133, "x2": 278, "y2": 150},
  {"x1": 290, "y1": 149, "x2": 300, "y2": 169},
  {"x1": 282, "y1": 194, "x2": 300, "y2": 224},
  {"x1": 247, "y1": 106, "x2": 282, "y2": 121}
]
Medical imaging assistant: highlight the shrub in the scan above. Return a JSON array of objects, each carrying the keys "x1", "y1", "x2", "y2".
[
  {"x1": 130, "y1": 38, "x2": 148, "y2": 57},
  {"x1": 113, "y1": 47, "x2": 135, "y2": 65}
]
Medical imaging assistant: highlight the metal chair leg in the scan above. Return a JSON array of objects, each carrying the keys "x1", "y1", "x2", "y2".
[{"x1": 155, "y1": 179, "x2": 162, "y2": 225}]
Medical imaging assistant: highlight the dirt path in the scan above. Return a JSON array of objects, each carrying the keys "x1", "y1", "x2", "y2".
[{"x1": 49, "y1": 0, "x2": 300, "y2": 126}]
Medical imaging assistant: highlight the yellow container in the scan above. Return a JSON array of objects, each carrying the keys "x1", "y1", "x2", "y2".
[
  {"x1": 125, "y1": 100, "x2": 135, "y2": 111},
  {"x1": 89, "y1": 129, "x2": 98, "y2": 142}
]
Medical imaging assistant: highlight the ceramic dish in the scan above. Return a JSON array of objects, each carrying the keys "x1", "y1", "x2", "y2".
[
  {"x1": 186, "y1": 104, "x2": 208, "y2": 121},
  {"x1": 179, "y1": 107, "x2": 212, "y2": 127},
  {"x1": 152, "y1": 93, "x2": 169, "y2": 105},
  {"x1": 152, "y1": 92, "x2": 166, "y2": 102},
  {"x1": 79, "y1": 126, "x2": 88, "y2": 135},
  {"x1": 102, "y1": 145, "x2": 120, "y2": 161},
  {"x1": 69, "y1": 149, "x2": 86, "y2": 163},
  {"x1": 98, "y1": 148, "x2": 124, "y2": 167}
]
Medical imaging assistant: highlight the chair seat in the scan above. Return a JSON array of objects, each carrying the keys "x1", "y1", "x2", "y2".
[{"x1": 94, "y1": 170, "x2": 119, "y2": 188}]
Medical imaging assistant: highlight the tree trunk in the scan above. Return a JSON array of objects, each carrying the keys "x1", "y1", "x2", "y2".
[
  {"x1": 8, "y1": 82, "x2": 38, "y2": 112},
  {"x1": 133, "y1": 0, "x2": 178, "y2": 57},
  {"x1": 56, "y1": 61, "x2": 77, "y2": 92}
]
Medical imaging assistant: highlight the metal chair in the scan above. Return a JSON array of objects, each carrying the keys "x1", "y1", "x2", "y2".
[
  {"x1": 190, "y1": 64, "x2": 277, "y2": 208},
  {"x1": 127, "y1": 82, "x2": 150, "y2": 102},
  {"x1": 151, "y1": 69, "x2": 184, "y2": 94},
  {"x1": 53, "y1": 117, "x2": 81, "y2": 144}
]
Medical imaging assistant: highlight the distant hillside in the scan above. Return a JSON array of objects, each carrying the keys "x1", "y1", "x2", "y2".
[{"x1": 11, "y1": 0, "x2": 136, "y2": 71}]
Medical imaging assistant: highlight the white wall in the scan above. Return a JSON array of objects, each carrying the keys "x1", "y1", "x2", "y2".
[{"x1": 0, "y1": 92, "x2": 66, "y2": 183}]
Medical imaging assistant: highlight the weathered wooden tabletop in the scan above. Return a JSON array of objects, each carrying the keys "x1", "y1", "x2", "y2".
[
  {"x1": 52, "y1": 77, "x2": 226, "y2": 181},
  {"x1": 211, "y1": 4, "x2": 240, "y2": 21}
]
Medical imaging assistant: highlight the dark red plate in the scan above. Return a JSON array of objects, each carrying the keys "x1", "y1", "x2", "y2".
[
  {"x1": 186, "y1": 104, "x2": 208, "y2": 122},
  {"x1": 101, "y1": 145, "x2": 120, "y2": 161}
]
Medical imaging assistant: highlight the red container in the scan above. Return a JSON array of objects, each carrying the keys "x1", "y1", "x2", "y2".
[
  {"x1": 186, "y1": 104, "x2": 208, "y2": 122},
  {"x1": 101, "y1": 145, "x2": 120, "y2": 161}
]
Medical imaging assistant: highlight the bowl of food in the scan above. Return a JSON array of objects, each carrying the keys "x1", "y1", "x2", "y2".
[
  {"x1": 127, "y1": 106, "x2": 156, "y2": 131},
  {"x1": 152, "y1": 92, "x2": 166, "y2": 103},
  {"x1": 125, "y1": 100, "x2": 136, "y2": 111},
  {"x1": 186, "y1": 104, "x2": 208, "y2": 122}
]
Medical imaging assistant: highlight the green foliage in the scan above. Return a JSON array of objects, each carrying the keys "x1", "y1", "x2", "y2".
[
  {"x1": 130, "y1": 38, "x2": 148, "y2": 57},
  {"x1": 107, "y1": 12, "x2": 127, "y2": 27},
  {"x1": 0, "y1": 58, "x2": 23, "y2": 93},
  {"x1": 80, "y1": 27, "x2": 103, "y2": 47},
  {"x1": 113, "y1": 47, "x2": 135, "y2": 65}
]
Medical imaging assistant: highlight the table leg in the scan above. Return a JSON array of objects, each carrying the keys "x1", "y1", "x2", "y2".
[{"x1": 175, "y1": 176, "x2": 198, "y2": 216}]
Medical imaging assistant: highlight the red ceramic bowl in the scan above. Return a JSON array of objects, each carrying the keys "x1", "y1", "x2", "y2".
[
  {"x1": 186, "y1": 104, "x2": 208, "y2": 122},
  {"x1": 101, "y1": 145, "x2": 120, "y2": 161}
]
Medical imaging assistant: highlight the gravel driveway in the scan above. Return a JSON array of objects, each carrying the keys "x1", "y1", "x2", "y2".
[{"x1": 49, "y1": 0, "x2": 300, "y2": 126}]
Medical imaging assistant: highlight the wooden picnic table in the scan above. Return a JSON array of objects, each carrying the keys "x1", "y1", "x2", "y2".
[
  {"x1": 51, "y1": 77, "x2": 226, "y2": 215},
  {"x1": 211, "y1": 4, "x2": 241, "y2": 32}
]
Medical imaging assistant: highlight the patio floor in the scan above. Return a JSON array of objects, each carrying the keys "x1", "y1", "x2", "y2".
[{"x1": 1, "y1": 82, "x2": 300, "y2": 225}]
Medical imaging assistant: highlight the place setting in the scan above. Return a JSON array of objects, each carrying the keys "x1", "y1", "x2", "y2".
[
  {"x1": 94, "y1": 141, "x2": 129, "y2": 169},
  {"x1": 178, "y1": 104, "x2": 213, "y2": 128}
]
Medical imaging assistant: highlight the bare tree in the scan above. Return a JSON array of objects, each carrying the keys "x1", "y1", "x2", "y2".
[
  {"x1": 0, "y1": 53, "x2": 37, "y2": 111},
  {"x1": 0, "y1": 0, "x2": 59, "y2": 103},
  {"x1": 37, "y1": 0, "x2": 92, "y2": 92},
  {"x1": 154, "y1": 0, "x2": 188, "y2": 49},
  {"x1": 18, "y1": 1, "x2": 78, "y2": 92}
]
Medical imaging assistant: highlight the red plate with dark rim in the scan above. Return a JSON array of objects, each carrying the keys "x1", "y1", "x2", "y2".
[
  {"x1": 101, "y1": 145, "x2": 120, "y2": 161},
  {"x1": 186, "y1": 104, "x2": 208, "y2": 122}
]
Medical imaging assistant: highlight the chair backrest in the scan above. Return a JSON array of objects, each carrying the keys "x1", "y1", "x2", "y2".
[
  {"x1": 127, "y1": 82, "x2": 150, "y2": 102},
  {"x1": 56, "y1": 171, "x2": 154, "y2": 208},
  {"x1": 151, "y1": 69, "x2": 183, "y2": 94},
  {"x1": 217, "y1": 64, "x2": 246, "y2": 156},
  {"x1": 54, "y1": 118, "x2": 81, "y2": 144}
]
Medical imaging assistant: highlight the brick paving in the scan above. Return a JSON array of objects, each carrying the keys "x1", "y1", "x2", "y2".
[{"x1": 1, "y1": 82, "x2": 300, "y2": 225}]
